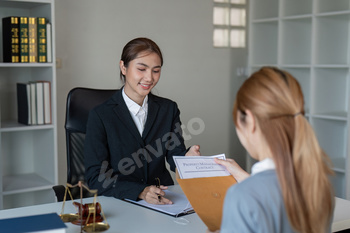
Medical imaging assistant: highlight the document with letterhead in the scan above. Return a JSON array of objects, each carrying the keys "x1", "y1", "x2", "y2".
[
  {"x1": 175, "y1": 153, "x2": 237, "y2": 231},
  {"x1": 173, "y1": 154, "x2": 230, "y2": 179}
]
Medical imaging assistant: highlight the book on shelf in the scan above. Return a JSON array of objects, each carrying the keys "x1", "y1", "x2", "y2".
[
  {"x1": 17, "y1": 81, "x2": 51, "y2": 125},
  {"x1": 16, "y1": 83, "x2": 31, "y2": 125},
  {"x1": 30, "y1": 82, "x2": 37, "y2": 124},
  {"x1": 2, "y1": 16, "x2": 20, "y2": 62},
  {"x1": 28, "y1": 16, "x2": 37, "y2": 63},
  {"x1": 37, "y1": 17, "x2": 47, "y2": 63},
  {"x1": 19, "y1": 16, "x2": 29, "y2": 63},
  {"x1": 35, "y1": 81, "x2": 44, "y2": 124},
  {"x1": 0, "y1": 212, "x2": 66, "y2": 233},
  {"x1": 2, "y1": 16, "x2": 51, "y2": 63},
  {"x1": 39, "y1": 80, "x2": 52, "y2": 124},
  {"x1": 46, "y1": 22, "x2": 52, "y2": 63}
]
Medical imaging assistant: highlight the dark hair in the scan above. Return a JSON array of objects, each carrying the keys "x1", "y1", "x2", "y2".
[{"x1": 120, "y1": 37, "x2": 163, "y2": 83}]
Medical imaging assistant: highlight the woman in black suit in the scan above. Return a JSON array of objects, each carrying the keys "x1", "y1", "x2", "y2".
[{"x1": 85, "y1": 37, "x2": 200, "y2": 204}]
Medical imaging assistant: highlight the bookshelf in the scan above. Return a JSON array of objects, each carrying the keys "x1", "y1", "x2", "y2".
[
  {"x1": 0, "y1": 0, "x2": 57, "y2": 209},
  {"x1": 248, "y1": 0, "x2": 350, "y2": 199}
]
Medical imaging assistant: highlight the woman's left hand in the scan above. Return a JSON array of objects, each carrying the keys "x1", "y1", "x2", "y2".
[
  {"x1": 214, "y1": 158, "x2": 250, "y2": 182},
  {"x1": 185, "y1": 145, "x2": 201, "y2": 156}
]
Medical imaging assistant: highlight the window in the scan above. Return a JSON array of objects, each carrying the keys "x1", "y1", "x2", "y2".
[{"x1": 213, "y1": 0, "x2": 246, "y2": 48}]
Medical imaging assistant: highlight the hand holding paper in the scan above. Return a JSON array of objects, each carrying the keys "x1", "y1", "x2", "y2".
[{"x1": 214, "y1": 157, "x2": 250, "y2": 182}]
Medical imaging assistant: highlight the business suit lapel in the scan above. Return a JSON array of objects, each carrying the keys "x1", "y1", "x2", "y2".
[
  {"x1": 142, "y1": 94, "x2": 159, "y2": 139},
  {"x1": 111, "y1": 90, "x2": 144, "y2": 146}
]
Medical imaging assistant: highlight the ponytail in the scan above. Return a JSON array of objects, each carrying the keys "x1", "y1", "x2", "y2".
[
  {"x1": 234, "y1": 67, "x2": 334, "y2": 233},
  {"x1": 284, "y1": 114, "x2": 334, "y2": 233}
]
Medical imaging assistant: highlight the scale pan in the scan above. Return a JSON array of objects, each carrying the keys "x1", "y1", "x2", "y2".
[
  {"x1": 60, "y1": 213, "x2": 79, "y2": 223},
  {"x1": 83, "y1": 222, "x2": 110, "y2": 232}
]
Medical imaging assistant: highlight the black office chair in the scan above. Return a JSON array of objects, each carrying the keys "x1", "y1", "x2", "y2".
[{"x1": 52, "y1": 87, "x2": 117, "y2": 201}]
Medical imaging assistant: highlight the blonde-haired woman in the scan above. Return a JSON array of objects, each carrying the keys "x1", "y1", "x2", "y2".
[{"x1": 215, "y1": 67, "x2": 334, "y2": 233}]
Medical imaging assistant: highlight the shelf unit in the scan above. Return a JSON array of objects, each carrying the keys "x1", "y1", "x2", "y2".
[
  {"x1": 0, "y1": 0, "x2": 57, "y2": 209},
  {"x1": 248, "y1": 0, "x2": 350, "y2": 199}
]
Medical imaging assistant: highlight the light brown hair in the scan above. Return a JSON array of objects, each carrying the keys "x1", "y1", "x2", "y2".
[{"x1": 233, "y1": 67, "x2": 334, "y2": 233}]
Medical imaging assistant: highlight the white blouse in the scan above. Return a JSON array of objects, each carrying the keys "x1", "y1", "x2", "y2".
[{"x1": 122, "y1": 88, "x2": 148, "y2": 135}]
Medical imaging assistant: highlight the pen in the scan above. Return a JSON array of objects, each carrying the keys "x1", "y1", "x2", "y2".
[{"x1": 155, "y1": 177, "x2": 161, "y2": 202}]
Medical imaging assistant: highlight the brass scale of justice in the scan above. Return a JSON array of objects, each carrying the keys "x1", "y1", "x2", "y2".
[{"x1": 59, "y1": 181, "x2": 110, "y2": 232}]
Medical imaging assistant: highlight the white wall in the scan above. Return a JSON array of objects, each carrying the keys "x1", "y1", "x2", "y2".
[{"x1": 55, "y1": 0, "x2": 246, "y2": 184}]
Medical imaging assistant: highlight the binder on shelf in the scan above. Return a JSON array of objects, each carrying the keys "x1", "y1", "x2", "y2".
[
  {"x1": 16, "y1": 83, "x2": 31, "y2": 125},
  {"x1": 39, "y1": 80, "x2": 52, "y2": 124},
  {"x1": 17, "y1": 81, "x2": 51, "y2": 125},
  {"x1": 46, "y1": 22, "x2": 52, "y2": 63},
  {"x1": 36, "y1": 81, "x2": 44, "y2": 124},
  {"x1": 176, "y1": 171, "x2": 237, "y2": 232},
  {"x1": 37, "y1": 17, "x2": 47, "y2": 63},
  {"x1": 30, "y1": 82, "x2": 37, "y2": 124},
  {"x1": 19, "y1": 16, "x2": 29, "y2": 63},
  {"x1": 2, "y1": 16, "x2": 20, "y2": 63},
  {"x1": 0, "y1": 212, "x2": 66, "y2": 233},
  {"x1": 28, "y1": 16, "x2": 37, "y2": 63}
]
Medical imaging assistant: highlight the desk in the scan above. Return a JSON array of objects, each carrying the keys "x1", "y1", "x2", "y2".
[
  {"x1": 333, "y1": 197, "x2": 350, "y2": 232},
  {"x1": 0, "y1": 186, "x2": 206, "y2": 233},
  {"x1": 0, "y1": 185, "x2": 349, "y2": 233}
]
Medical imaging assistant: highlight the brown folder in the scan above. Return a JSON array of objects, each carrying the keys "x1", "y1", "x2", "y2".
[{"x1": 176, "y1": 171, "x2": 237, "y2": 231}]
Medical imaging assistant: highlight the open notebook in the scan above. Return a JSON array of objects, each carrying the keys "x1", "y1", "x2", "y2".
[{"x1": 124, "y1": 190, "x2": 194, "y2": 217}]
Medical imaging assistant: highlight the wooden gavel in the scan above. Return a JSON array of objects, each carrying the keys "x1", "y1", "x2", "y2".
[{"x1": 73, "y1": 202, "x2": 101, "y2": 217}]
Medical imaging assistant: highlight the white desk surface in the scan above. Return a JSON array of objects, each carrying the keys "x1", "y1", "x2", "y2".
[
  {"x1": 333, "y1": 197, "x2": 350, "y2": 232},
  {"x1": 0, "y1": 185, "x2": 349, "y2": 233},
  {"x1": 0, "y1": 185, "x2": 206, "y2": 233}
]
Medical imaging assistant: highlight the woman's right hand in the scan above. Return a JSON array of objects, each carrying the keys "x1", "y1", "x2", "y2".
[
  {"x1": 138, "y1": 185, "x2": 173, "y2": 205},
  {"x1": 185, "y1": 145, "x2": 201, "y2": 156},
  {"x1": 214, "y1": 158, "x2": 250, "y2": 182}
]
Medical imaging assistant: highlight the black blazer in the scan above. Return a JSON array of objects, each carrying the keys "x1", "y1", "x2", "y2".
[{"x1": 84, "y1": 89, "x2": 187, "y2": 200}]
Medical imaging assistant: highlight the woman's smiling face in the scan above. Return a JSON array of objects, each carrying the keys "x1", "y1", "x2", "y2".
[{"x1": 120, "y1": 51, "x2": 162, "y2": 105}]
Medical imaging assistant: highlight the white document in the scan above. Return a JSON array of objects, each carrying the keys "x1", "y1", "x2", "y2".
[
  {"x1": 125, "y1": 190, "x2": 193, "y2": 217},
  {"x1": 174, "y1": 154, "x2": 230, "y2": 179}
]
